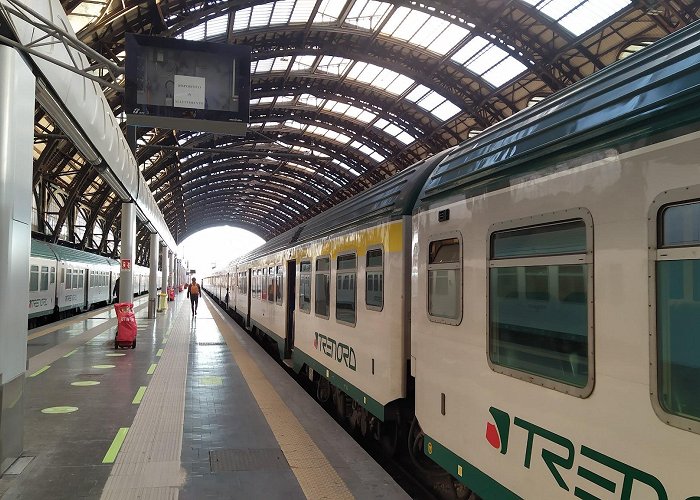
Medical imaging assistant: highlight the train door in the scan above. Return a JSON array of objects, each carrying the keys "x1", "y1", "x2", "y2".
[
  {"x1": 246, "y1": 268, "x2": 252, "y2": 329},
  {"x1": 285, "y1": 260, "x2": 296, "y2": 358},
  {"x1": 82, "y1": 266, "x2": 90, "y2": 310}
]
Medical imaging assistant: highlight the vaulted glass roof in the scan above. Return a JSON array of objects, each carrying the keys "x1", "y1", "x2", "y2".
[{"x1": 31, "y1": 0, "x2": 697, "y2": 256}]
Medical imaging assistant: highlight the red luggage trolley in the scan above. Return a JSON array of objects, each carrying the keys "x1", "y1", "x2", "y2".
[{"x1": 114, "y1": 302, "x2": 137, "y2": 349}]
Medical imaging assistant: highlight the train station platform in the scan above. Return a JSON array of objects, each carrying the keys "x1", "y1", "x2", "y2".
[{"x1": 0, "y1": 294, "x2": 408, "y2": 499}]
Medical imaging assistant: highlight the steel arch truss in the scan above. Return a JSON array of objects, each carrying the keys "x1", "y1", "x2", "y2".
[{"x1": 29, "y1": 0, "x2": 699, "y2": 263}]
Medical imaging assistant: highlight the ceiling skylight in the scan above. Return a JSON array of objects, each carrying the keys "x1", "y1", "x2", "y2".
[{"x1": 520, "y1": 0, "x2": 631, "y2": 36}]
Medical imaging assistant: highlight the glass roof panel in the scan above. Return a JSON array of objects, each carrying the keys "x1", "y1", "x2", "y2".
[
  {"x1": 431, "y1": 100, "x2": 461, "y2": 121},
  {"x1": 427, "y1": 24, "x2": 471, "y2": 55},
  {"x1": 409, "y1": 15, "x2": 448, "y2": 48},
  {"x1": 271, "y1": 0, "x2": 295, "y2": 24},
  {"x1": 250, "y1": 3, "x2": 274, "y2": 28},
  {"x1": 346, "y1": 0, "x2": 392, "y2": 31},
  {"x1": 380, "y1": 6, "x2": 410, "y2": 37},
  {"x1": 483, "y1": 58, "x2": 528, "y2": 87},
  {"x1": 290, "y1": 0, "x2": 315, "y2": 23},
  {"x1": 206, "y1": 15, "x2": 229, "y2": 38},
  {"x1": 67, "y1": 0, "x2": 108, "y2": 33},
  {"x1": 314, "y1": 0, "x2": 344, "y2": 23},
  {"x1": 520, "y1": 0, "x2": 631, "y2": 36}
]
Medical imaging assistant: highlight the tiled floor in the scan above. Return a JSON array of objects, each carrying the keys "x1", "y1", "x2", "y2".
[{"x1": 0, "y1": 293, "x2": 408, "y2": 499}]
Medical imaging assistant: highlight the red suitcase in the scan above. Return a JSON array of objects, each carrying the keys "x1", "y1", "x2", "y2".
[{"x1": 114, "y1": 302, "x2": 137, "y2": 349}]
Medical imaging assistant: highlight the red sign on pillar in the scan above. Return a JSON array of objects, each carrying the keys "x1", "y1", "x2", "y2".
[{"x1": 120, "y1": 259, "x2": 131, "y2": 270}]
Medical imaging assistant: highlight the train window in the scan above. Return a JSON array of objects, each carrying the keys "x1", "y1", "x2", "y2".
[
  {"x1": 427, "y1": 237, "x2": 462, "y2": 324},
  {"x1": 50, "y1": 267, "x2": 55, "y2": 284},
  {"x1": 337, "y1": 253, "x2": 356, "y2": 325},
  {"x1": 267, "y1": 267, "x2": 275, "y2": 303},
  {"x1": 315, "y1": 257, "x2": 330, "y2": 319},
  {"x1": 260, "y1": 269, "x2": 267, "y2": 301},
  {"x1": 40, "y1": 266, "x2": 49, "y2": 291},
  {"x1": 366, "y1": 248, "x2": 383, "y2": 310},
  {"x1": 299, "y1": 261, "x2": 312, "y2": 313},
  {"x1": 66, "y1": 269, "x2": 72, "y2": 290},
  {"x1": 489, "y1": 218, "x2": 591, "y2": 394},
  {"x1": 29, "y1": 265, "x2": 39, "y2": 292},
  {"x1": 61, "y1": 267, "x2": 65, "y2": 284},
  {"x1": 275, "y1": 266, "x2": 283, "y2": 305},
  {"x1": 656, "y1": 200, "x2": 700, "y2": 425}
]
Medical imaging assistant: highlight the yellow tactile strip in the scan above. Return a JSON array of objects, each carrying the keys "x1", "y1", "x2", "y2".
[
  {"x1": 207, "y1": 296, "x2": 354, "y2": 500},
  {"x1": 100, "y1": 304, "x2": 187, "y2": 500}
]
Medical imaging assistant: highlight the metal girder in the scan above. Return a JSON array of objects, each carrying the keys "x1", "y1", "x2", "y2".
[{"x1": 28, "y1": 0, "x2": 698, "y2": 259}]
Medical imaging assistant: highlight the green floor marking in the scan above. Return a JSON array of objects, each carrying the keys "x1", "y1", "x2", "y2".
[
  {"x1": 92, "y1": 364, "x2": 115, "y2": 369},
  {"x1": 102, "y1": 427, "x2": 129, "y2": 464},
  {"x1": 162, "y1": 338, "x2": 167, "y2": 345},
  {"x1": 29, "y1": 365, "x2": 50, "y2": 377},
  {"x1": 63, "y1": 349, "x2": 78, "y2": 358},
  {"x1": 132, "y1": 386, "x2": 147, "y2": 404},
  {"x1": 147, "y1": 363, "x2": 157, "y2": 375},
  {"x1": 71, "y1": 381, "x2": 100, "y2": 386},
  {"x1": 105, "y1": 353, "x2": 126, "y2": 357},
  {"x1": 156, "y1": 348, "x2": 163, "y2": 357},
  {"x1": 41, "y1": 406, "x2": 78, "y2": 414},
  {"x1": 200, "y1": 376, "x2": 223, "y2": 386}
]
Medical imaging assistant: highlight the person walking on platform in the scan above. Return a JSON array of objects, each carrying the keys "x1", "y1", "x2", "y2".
[
  {"x1": 188, "y1": 277, "x2": 201, "y2": 316},
  {"x1": 113, "y1": 276, "x2": 120, "y2": 302}
]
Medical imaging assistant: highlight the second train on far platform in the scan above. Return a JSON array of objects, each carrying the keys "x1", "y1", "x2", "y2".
[{"x1": 204, "y1": 24, "x2": 700, "y2": 500}]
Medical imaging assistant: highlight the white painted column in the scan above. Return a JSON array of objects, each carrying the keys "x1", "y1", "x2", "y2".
[
  {"x1": 119, "y1": 202, "x2": 136, "y2": 303},
  {"x1": 0, "y1": 46, "x2": 34, "y2": 473},
  {"x1": 168, "y1": 251, "x2": 174, "y2": 289},
  {"x1": 161, "y1": 244, "x2": 168, "y2": 294},
  {"x1": 148, "y1": 232, "x2": 159, "y2": 318}
]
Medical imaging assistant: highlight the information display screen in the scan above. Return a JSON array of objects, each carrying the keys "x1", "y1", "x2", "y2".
[{"x1": 125, "y1": 34, "x2": 251, "y2": 135}]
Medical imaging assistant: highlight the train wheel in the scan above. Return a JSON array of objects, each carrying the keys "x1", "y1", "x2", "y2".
[
  {"x1": 114, "y1": 339, "x2": 118, "y2": 349},
  {"x1": 334, "y1": 390, "x2": 346, "y2": 420},
  {"x1": 131, "y1": 340, "x2": 136, "y2": 349},
  {"x1": 316, "y1": 377, "x2": 331, "y2": 403},
  {"x1": 360, "y1": 408, "x2": 369, "y2": 438}
]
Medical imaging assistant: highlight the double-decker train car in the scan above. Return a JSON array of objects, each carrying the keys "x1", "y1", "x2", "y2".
[{"x1": 205, "y1": 24, "x2": 700, "y2": 499}]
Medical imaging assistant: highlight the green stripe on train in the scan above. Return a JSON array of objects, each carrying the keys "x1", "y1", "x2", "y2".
[
  {"x1": 292, "y1": 347, "x2": 385, "y2": 421},
  {"x1": 423, "y1": 435, "x2": 521, "y2": 500}
]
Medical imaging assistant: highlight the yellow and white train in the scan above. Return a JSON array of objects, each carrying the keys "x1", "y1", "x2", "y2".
[{"x1": 205, "y1": 23, "x2": 700, "y2": 499}]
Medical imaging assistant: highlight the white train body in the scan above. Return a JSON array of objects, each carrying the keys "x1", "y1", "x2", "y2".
[
  {"x1": 412, "y1": 138, "x2": 700, "y2": 498},
  {"x1": 27, "y1": 254, "x2": 57, "y2": 318}
]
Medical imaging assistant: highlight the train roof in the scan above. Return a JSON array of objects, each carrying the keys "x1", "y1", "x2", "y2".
[
  {"x1": 30, "y1": 238, "x2": 114, "y2": 266},
  {"x1": 417, "y1": 20, "x2": 700, "y2": 207},
  {"x1": 237, "y1": 148, "x2": 453, "y2": 263},
  {"x1": 31, "y1": 239, "x2": 57, "y2": 260}
]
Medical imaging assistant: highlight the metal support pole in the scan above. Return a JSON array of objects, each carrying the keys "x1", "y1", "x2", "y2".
[
  {"x1": 148, "y1": 232, "x2": 158, "y2": 318},
  {"x1": 119, "y1": 202, "x2": 135, "y2": 303},
  {"x1": 0, "y1": 46, "x2": 34, "y2": 473}
]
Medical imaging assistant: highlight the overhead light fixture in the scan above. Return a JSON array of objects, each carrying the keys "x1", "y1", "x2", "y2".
[{"x1": 35, "y1": 79, "x2": 102, "y2": 165}]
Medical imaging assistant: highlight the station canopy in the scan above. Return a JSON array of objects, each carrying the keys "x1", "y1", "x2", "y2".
[{"x1": 31, "y1": 0, "x2": 699, "y2": 263}]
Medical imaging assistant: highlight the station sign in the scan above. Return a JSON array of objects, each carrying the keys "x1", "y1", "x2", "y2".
[{"x1": 121, "y1": 259, "x2": 131, "y2": 270}]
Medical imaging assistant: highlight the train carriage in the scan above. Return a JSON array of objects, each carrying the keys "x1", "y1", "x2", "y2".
[
  {"x1": 411, "y1": 23, "x2": 700, "y2": 499},
  {"x1": 28, "y1": 239, "x2": 58, "y2": 319},
  {"x1": 235, "y1": 150, "x2": 452, "y2": 437}
]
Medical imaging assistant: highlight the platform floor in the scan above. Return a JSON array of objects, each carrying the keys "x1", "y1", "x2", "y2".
[{"x1": 0, "y1": 293, "x2": 408, "y2": 499}]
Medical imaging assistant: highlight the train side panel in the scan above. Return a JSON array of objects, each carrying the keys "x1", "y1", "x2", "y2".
[{"x1": 411, "y1": 136, "x2": 700, "y2": 498}]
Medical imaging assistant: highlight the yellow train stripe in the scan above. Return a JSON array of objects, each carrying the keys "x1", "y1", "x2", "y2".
[{"x1": 207, "y1": 297, "x2": 353, "y2": 500}]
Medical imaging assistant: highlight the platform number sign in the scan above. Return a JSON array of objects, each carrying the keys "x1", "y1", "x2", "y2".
[{"x1": 121, "y1": 259, "x2": 131, "y2": 270}]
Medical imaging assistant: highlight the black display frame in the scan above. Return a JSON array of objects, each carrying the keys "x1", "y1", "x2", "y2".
[{"x1": 124, "y1": 33, "x2": 251, "y2": 136}]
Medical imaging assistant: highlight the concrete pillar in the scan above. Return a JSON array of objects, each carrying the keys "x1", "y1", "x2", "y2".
[
  {"x1": 119, "y1": 202, "x2": 136, "y2": 303},
  {"x1": 148, "y1": 233, "x2": 158, "y2": 318},
  {"x1": 0, "y1": 46, "x2": 34, "y2": 473},
  {"x1": 159, "y1": 244, "x2": 168, "y2": 311},
  {"x1": 168, "y1": 251, "x2": 174, "y2": 289}
]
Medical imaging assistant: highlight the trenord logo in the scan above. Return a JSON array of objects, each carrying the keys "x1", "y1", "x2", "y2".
[{"x1": 485, "y1": 407, "x2": 691, "y2": 500}]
